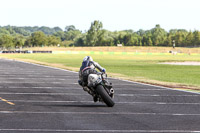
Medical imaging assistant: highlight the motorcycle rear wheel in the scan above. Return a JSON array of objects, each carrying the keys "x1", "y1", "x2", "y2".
[{"x1": 96, "y1": 85, "x2": 115, "y2": 107}]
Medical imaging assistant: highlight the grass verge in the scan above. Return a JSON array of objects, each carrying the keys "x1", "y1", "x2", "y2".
[
  {"x1": 24, "y1": 46, "x2": 200, "y2": 54},
  {"x1": 0, "y1": 53, "x2": 200, "y2": 92}
]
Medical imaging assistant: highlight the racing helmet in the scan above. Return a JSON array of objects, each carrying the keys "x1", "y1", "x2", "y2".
[{"x1": 83, "y1": 56, "x2": 93, "y2": 62}]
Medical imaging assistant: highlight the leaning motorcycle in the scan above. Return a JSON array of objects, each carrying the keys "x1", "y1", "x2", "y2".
[{"x1": 83, "y1": 72, "x2": 115, "y2": 107}]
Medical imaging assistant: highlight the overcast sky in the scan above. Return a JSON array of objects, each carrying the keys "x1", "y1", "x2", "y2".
[{"x1": 0, "y1": 0, "x2": 200, "y2": 32}]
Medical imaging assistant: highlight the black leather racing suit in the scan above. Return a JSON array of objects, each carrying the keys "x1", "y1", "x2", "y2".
[{"x1": 78, "y1": 60, "x2": 105, "y2": 87}]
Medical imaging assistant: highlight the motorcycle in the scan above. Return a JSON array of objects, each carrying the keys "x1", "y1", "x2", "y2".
[{"x1": 83, "y1": 72, "x2": 115, "y2": 107}]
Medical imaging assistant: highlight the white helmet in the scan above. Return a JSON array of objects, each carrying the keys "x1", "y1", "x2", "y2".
[{"x1": 83, "y1": 56, "x2": 93, "y2": 62}]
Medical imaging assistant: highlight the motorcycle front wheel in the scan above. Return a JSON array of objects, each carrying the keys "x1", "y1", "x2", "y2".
[{"x1": 96, "y1": 85, "x2": 115, "y2": 107}]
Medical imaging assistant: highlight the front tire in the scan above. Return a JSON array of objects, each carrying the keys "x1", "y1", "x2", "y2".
[{"x1": 96, "y1": 85, "x2": 115, "y2": 107}]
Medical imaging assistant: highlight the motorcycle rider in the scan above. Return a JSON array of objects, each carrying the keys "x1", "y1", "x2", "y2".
[{"x1": 78, "y1": 56, "x2": 106, "y2": 102}]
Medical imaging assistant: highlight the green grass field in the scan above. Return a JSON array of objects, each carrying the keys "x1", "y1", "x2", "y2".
[{"x1": 1, "y1": 53, "x2": 200, "y2": 91}]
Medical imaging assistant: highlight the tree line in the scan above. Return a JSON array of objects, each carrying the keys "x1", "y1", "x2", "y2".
[{"x1": 0, "y1": 20, "x2": 200, "y2": 49}]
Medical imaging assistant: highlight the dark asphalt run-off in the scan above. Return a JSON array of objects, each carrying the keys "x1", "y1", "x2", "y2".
[{"x1": 0, "y1": 59, "x2": 200, "y2": 133}]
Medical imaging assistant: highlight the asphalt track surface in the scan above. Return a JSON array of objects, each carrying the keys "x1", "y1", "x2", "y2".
[{"x1": 0, "y1": 59, "x2": 200, "y2": 133}]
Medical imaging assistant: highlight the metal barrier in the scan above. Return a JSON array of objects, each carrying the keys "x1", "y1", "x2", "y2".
[{"x1": 0, "y1": 51, "x2": 52, "y2": 54}]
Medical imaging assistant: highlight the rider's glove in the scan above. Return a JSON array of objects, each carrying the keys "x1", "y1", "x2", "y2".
[{"x1": 102, "y1": 68, "x2": 106, "y2": 73}]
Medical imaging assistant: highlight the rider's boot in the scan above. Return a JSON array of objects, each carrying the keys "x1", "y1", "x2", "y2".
[{"x1": 93, "y1": 95, "x2": 98, "y2": 102}]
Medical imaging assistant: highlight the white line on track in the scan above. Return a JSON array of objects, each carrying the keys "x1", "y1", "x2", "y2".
[
  {"x1": 0, "y1": 86, "x2": 170, "y2": 91},
  {"x1": 0, "y1": 73, "x2": 57, "y2": 75},
  {"x1": 0, "y1": 92, "x2": 199, "y2": 97},
  {"x1": 0, "y1": 111, "x2": 200, "y2": 116},
  {"x1": 0, "y1": 86, "x2": 81, "y2": 89},
  {"x1": 115, "y1": 78, "x2": 200, "y2": 95},
  {"x1": 14, "y1": 59, "x2": 78, "y2": 74},
  {"x1": 0, "y1": 87, "x2": 185, "y2": 92},
  {"x1": 0, "y1": 93, "x2": 86, "y2": 95},
  {"x1": 0, "y1": 81, "x2": 73, "y2": 83},
  {"x1": 117, "y1": 94, "x2": 200, "y2": 97},
  {"x1": 2, "y1": 100, "x2": 94, "y2": 103},
  {"x1": 0, "y1": 78, "x2": 68, "y2": 80},
  {"x1": 0, "y1": 129, "x2": 199, "y2": 132},
  {"x1": 3, "y1": 59, "x2": 200, "y2": 95},
  {"x1": 11, "y1": 59, "x2": 200, "y2": 95},
  {"x1": 0, "y1": 75, "x2": 74, "y2": 77},
  {"x1": 2, "y1": 100, "x2": 200, "y2": 105},
  {"x1": 117, "y1": 101, "x2": 200, "y2": 105}
]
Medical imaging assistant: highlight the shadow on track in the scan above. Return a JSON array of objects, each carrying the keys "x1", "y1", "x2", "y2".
[{"x1": 39, "y1": 104, "x2": 107, "y2": 108}]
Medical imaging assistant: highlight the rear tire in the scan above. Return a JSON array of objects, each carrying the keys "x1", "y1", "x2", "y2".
[{"x1": 96, "y1": 85, "x2": 115, "y2": 107}]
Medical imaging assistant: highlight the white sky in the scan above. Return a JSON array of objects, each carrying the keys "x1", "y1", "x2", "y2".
[{"x1": 0, "y1": 0, "x2": 200, "y2": 32}]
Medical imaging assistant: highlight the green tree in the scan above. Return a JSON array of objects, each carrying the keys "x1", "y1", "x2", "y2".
[
  {"x1": 185, "y1": 31, "x2": 194, "y2": 46},
  {"x1": 0, "y1": 28, "x2": 10, "y2": 35},
  {"x1": 95, "y1": 30, "x2": 115, "y2": 46},
  {"x1": 24, "y1": 37, "x2": 32, "y2": 47},
  {"x1": 47, "y1": 35, "x2": 61, "y2": 46},
  {"x1": 64, "y1": 30, "x2": 82, "y2": 41},
  {"x1": 142, "y1": 35, "x2": 148, "y2": 46},
  {"x1": 137, "y1": 29, "x2": 145, "y2": 36},
  {"x1": 86, "y1": 20, "x2": 103, "y2": 46},
  {"x1": 30, "y1": 31, "x2": 47, "y2": 47},
  {"x1": 65, "y1": 25, "x2": 76, "y2": 32},
  {"x1": 117, "y1": 31, "x2": 127, "y2": 45},
  {"x1": 151, "y1": 24, "x2": 167, "y2": 46},
  {"x1": 174, "y1": 31, "x2": 188, "y2": 47},
  {"x1": 53, "y1": 27, "x2": 63, "y2": 32},
  {"x1": 5, "y1": 25, "x2": 16, "y2": 34},
  {"x1": 122, "y1": 33, "x2": 139, "y2": 46},
  {"x1": 13, "y1": 35, "x2": 25, "y2": 48},
  {"x1": 164, "y1": 34, "x2": 173, "y2": 47},
  {"x1": 38, "y1": 26, "x2": 57, "y2": 35},
  {"x1": 193, "y1": 31, "x2": 200, "y2": 46},
  {"x1": 53, "y1": 31, "x2": 65, "y2": 41},
  {"x1": 75, "y1": 38, "x2": 85, "y2": 46},
  {"x1": 0, "y1": 34, "x2": 14, "y2": 49},
  {"x1": 147, "y1": 36, "x2": 153, "y2": 46},
  {"x1": 75, "y1": 33, "x2": 87, "y2": 46}
]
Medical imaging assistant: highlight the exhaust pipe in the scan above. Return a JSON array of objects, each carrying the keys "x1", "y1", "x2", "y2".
[
  {"x1": 109, "y1": 88, "x2": 114, "y2": 98},
  {"x1": 110, "y1": 88, "x2": 114, "y2": 94}
]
